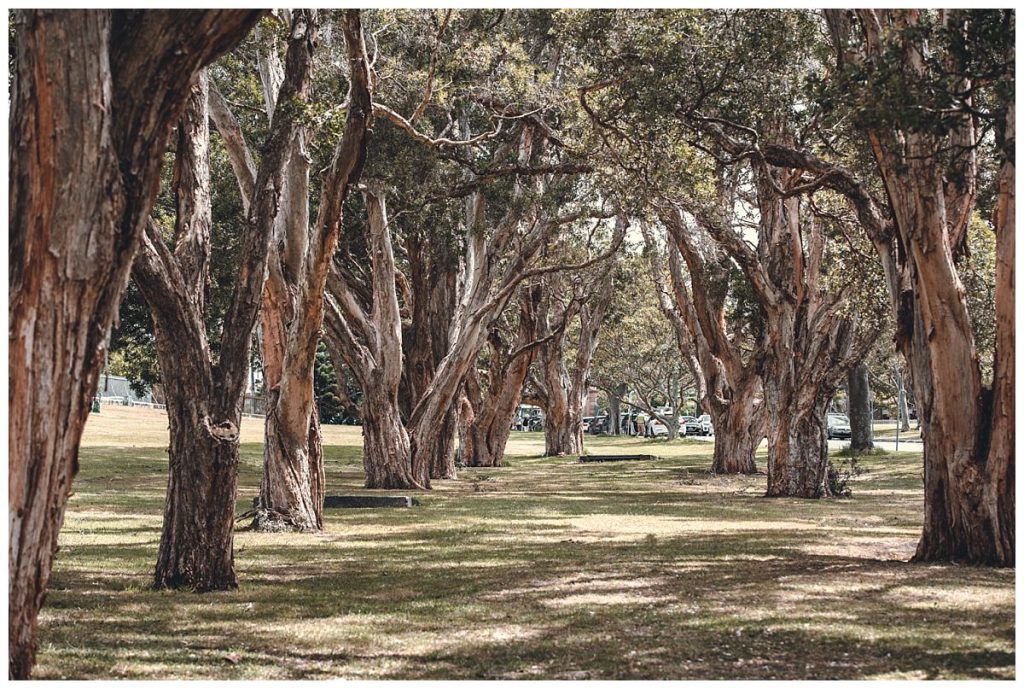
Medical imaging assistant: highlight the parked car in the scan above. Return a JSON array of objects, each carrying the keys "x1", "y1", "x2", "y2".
[
  {"x1": 682, "y1": 416, "x2": 703, "y2": 435},
  {"x1": 646, "y1": 417, "x2": 670, "y2": 437},
  {"x1": 588, "y1": 415, "x2": 609, "y2": 435},
  {"x1": 582, "y1": 417, "x2": 592, "y2": 433},
  {"x1": 827, "y1": 413, "x2": 852, "y2": 439},
  {"x1": 698, "y1": 414, "x2": 714, "y2": 436}
]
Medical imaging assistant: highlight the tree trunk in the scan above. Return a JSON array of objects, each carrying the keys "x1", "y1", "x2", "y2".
[
  {"x1": 429, "y1": 407, "x2": 459, "y2": 479},
  {"x1": 608, "y1": 386, "x2": 625, "y2": 435},
  {"x1": 710, "y1": 377, "x2": 762, "y2": 474},
  {"x1": 362, "y1": 385, "x2": 418, "y2": 488},
  {"x1": 461, "y1": 287, "x2": 540, "y2": 467},
  {"x1": 401, "y1": 232, "x2": 460, "y2": 480},
  {"x1": 895, "y1": 366, "x2": 911, "y2": 432},
  {"x1": 154, "y1": 389, "x2": 240, "y2": 590},
  {"x1": 822, "y1": 9, "x2": 1013, "y2": 566},
  {"x1": 256, "y1": 10, "x2": 372, "y2": 529},
  {"x1": 765, "y1": 401, "x2": 831, "y2": 498},
  {"x1": 544, "y1": 396, "x2": 584, "y2": 456},
  {"x1": 323, "y1": 180, "x2": 425, "y2": 490},
  {"x1": 133, "y1": 65, "x2": 287, "y2": 591},
  {"x1": 8, "y1": 10, "x2": 261, "y2": 679},
  {"x1": 462, "y1": 369, "x2": 526, "y2": 468},
  {"x1": 256, "y1": 397, "x2": 325, "y2": 531},
  {"x1": 847, "y1": 362, "x2": 873, "y2": 452}
]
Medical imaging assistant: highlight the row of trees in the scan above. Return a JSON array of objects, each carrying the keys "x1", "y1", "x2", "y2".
[{"x1": 9, "y1": 8, "x2": 1013, "y2": 679}]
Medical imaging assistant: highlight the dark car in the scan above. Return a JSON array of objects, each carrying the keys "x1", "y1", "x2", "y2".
[{"x1": 588, "y1": 415, "x2": 609, "y2": 435}]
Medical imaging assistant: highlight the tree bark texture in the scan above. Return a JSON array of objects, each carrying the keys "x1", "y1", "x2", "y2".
[
  {"x1": 255, "y1": 10, "x2": 374, "y2": 530},
  {"x1": 324, "y1": 183, "x2": 423, "y2": 489},
  {"x1": 765, "y1": 399, "x2": 831, "y2": 498},
  {"x1": 608, "y1": 384, "x2": 626, "y2": 435},
  {"x1": 647, "y1": 205, "x2": 766, "y2": 475},
  {"x1": 824, "y1": 10, "x2": 1013, "y2": 564},
  {"x1": 847, "y1": 362, "x2": 873, "y2": 452},
  {"x1": 710, "y1": 375, "x2": 762, "y2": 474},
  {"x1": 401, "y1": 231, "x2": 460, "y2": 479},
  {"x1": 8, "y1": 10, "x2": 261, "y2": 679},
  {"x1": 461, "y1": 286, "x2": 542, "y2": 467}
]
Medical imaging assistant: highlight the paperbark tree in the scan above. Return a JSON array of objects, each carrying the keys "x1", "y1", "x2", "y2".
[
  {"x1": 460, "y1": 285, "x2": 543, "y2": 467},
  {"x1": 213, "y1": 10, "x2": 374, "y2": 530},
  {"x1": 135, "y1": 11, "x2": 315, "y2": 591},
  {"x1": 323, "y1": 184, "x2": 420, "y2": 488},
  {"x1": 676, "y1": 145, "x2": 881, "y2": 497},
  {"x1": 825, "y1": 9, "x2": 1014, "y2": 565},
  {"x1": 256, "y1": 10, "x2": 373, "y2": 531},
  {"x1": 399, "y1": 230, "x2": 461, "y2": 480},
  {"x1": 643, "y1": 206, "x2": 767, "y2": 474},
  {"x1": 8, "y1": 9, "x2": 261, "y2": 678},
  {"x1": 533, "y1": 217, "x2": 627, "y2": 456}
]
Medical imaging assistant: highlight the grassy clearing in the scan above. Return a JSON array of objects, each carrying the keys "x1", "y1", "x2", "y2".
[{"x1": 36, "y1": 406, "x2": 1013, "y2": 679}]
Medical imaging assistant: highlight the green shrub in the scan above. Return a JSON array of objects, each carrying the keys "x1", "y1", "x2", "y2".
[{"x1": 828, "y1": 457, "x2": 866, "y2": 497}]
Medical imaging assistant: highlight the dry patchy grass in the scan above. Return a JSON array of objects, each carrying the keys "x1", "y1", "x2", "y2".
[{"x1": 35, "y1": 406, "x2": 1014, "y2": 679}]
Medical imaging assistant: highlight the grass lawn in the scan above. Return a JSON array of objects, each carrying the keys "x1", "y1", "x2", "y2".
[{"x1": 35, "y1": 405, "x2": 1013, "y2": 679}]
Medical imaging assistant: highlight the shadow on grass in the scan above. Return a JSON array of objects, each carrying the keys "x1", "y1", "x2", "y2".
[{"x1": 35, "y1": 433, "x2": 1014, "y2": 680}]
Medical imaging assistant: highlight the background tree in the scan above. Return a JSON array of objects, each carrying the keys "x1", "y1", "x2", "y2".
[
  {"x1": 532, "y1": 217, "x2": 627, "y2": 455},
  {"x1": 460, "y1": 284, "x2": 543, "y2": 467}
]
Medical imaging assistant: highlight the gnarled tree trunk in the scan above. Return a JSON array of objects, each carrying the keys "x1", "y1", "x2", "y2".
[
  {"x1": 255, "y1": 10, "x2": 373, "y2": 529},
  {"x1": 536, "y1": 218, "x2": 625, "y2": 457},
  {"x1": 823, "y1": 8, "x2": 1013, "y2": 566},
  {"x1": 646, "y1": 203, "x2": 767, "y2": 476},
  {"x1": 8, "y1": 10, "x2": 261, "y2": 679},
  {"x1": 362, "y1": 385, "x2": 416, "y2": 488},
  {"x1": 765, "y1": 400, "x2": 831, "y2": 498},
  {"x1": 460, "y1": 290, "x2": 547, "y2": 462},
  {"x1": 401, "y1": 231, "x2": 460, "y2": 479},
  {"x1": 152, "y1": 363, "x2": 241, "y2": 589},
  {"x1": 324, "y1": 183, "x2": 423, "y2": 490},
  {"x1": 710, "y1": 375, "x2": 762, "y2": 474},
  {"x1": 141, "y1": 12, "x2": 312, "y2": 584}
]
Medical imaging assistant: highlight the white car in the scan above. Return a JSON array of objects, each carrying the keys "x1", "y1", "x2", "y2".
[
  {"x1": 646, "y1": 417, "x2": 670, "y2": 437},
  {"x1": 698, "y1": 414, "x2": 714, "y2": 436}
]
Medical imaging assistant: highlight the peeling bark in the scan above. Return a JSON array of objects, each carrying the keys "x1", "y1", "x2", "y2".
[
  {"x1": 323, "y1": 183, "x2": 423, "y2": 490},
  {"x1": 462, "y1": 286, "x2": 543, "y2": 467},
  {"x1": 824, "y1": 10, "x2": 1014, "y2": 564},
  {"x1": 254, "y1": 10, "x2": 374, "y2": 530},
  {"x1": 8, "y1": 9, "x2": 261, "y2": 679}
]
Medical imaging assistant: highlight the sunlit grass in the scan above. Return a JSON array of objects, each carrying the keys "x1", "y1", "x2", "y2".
[{"x1": 35, "y1": 406, "x2": 1014, "y2": 679}]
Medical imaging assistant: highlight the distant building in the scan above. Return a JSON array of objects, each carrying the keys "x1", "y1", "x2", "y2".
[{"x1": 97, "y1": 373, "x2": 154, "y2": 405}]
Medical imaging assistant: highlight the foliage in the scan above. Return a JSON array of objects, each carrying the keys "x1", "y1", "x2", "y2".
[
  {"x1": 826, "y1": 456, "x2": 867, "y2": 497},
  {"x1": 314, "y1": 342, "x2": 346, "y2": 424}
]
